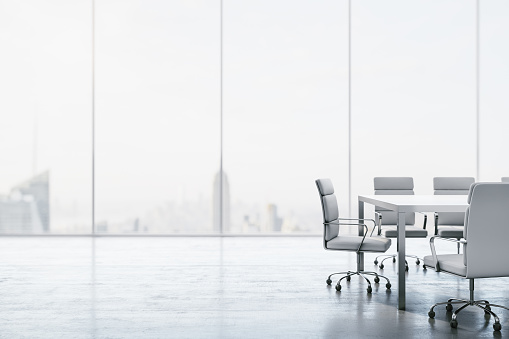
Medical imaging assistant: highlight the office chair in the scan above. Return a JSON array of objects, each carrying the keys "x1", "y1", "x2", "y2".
[
  {"x1": 433, "y1": 177, "x2": 474, "y2": 254},
  {"x1": 425, "y1": 182, "x2": 509, "y2": 331},
  {"x1": 316, "y1": 178, "x2": 392, "y2": 293},
  {"x1": 373, "y1": 177, "x2": 428, "y2": 271}
]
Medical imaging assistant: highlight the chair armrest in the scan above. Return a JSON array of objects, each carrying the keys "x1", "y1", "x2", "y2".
[
  {"x1": 338, "y1": 217, "x2": 377, "y2": 236},
  {"x1": 429, "y1": 236, "x2": 467, "y2": 272},
  {"x1": 338, "y1": 217, "x2": 376, "y2": 227},
  {"x1": 325, "y1": 222, "x2": 369, "y2": 253},
  {"x1": 434, "y1": 212, "x2": 439, "y2": 235},
  {"x1": 325, "y1": 221, "x2": 369, "y2": 229}
]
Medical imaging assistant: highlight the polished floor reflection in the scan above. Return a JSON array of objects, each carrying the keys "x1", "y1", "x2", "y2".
[{"x1": 0, "y1": 236, "x2": 507, "y2": 338}]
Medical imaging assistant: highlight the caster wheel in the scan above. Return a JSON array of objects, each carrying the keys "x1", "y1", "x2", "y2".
[
  {"x1": 374, "y1": 277, "x2": 380, "y2": 283},
  {"x1": 405, "y1": 266, "x2": 409, "y2": 272},
  {"x1": 386, "y1": 283, "x2": 391, "y2": 289},
  {"x1": 346, "y1": 276, "x2": 351, "y2": 282},
  {"x1": 423, "y1": 266, "x2": 427, "y2": 271},
  {"x1": 446, "y1": 304, "x2": 453, "y2": 312},
  {"x1": 335, "y1": 284, "x2": 341, "y2": 291},
  {"x1": 450, "y1": 319, "x2": 458, "y2": 328},
  {"x1": 428, "y1": 311, "x2": 435, "y2": 318},
  {"x1": 326, "y1": 278, "x2": 332, "y2": 285},
  {"x1": 494, "y1": 322, "x2": 502, "y2": 331},
  {"x1": 416, "y1": 259, "x2": 420, "y2": 265},
  {"x1": 379, "y1": 264, "x2": 384, "y2": 269},
  {"x1": 367, "y1": 286, "x2": 372, "y2": 294},
  {"x1": 374, "y1": 260, "x2": 378, "y2": 265},
  {"x1": 392, "y1": 257, "x2": 396, "y2": 263}
]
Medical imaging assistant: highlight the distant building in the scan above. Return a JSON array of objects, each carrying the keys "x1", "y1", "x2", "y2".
[
  {"x1": 242, "y1": 215, "x2": 259, "y2": 233},
  {"x1": 266, "y1": 204, "x2": 283, "y2": 232},
  {"x1": 213, "y1": 171, "x2": 230, "y2": 233},
  {"x1": 95, "y1": 221, "x2": 108, "y2": 233},
  {"x1": 0, "y1": 171, "x2": 50, "y2": 233}
]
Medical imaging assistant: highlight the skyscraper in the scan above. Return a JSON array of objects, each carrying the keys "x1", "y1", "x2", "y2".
[
  {"x1": 0, "y1": 171, "x2": 50, "y2": 233},
  {"x1": 266, "y1": 203, "x2": 282, "y2": 232},
  {"x1": 213, "y1": 170, "x2": 230, "y2": 233}
]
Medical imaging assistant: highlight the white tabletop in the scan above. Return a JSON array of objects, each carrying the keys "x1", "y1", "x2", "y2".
[{"x1": 358, "y1": 195, "x2": 469, "y2": 213}]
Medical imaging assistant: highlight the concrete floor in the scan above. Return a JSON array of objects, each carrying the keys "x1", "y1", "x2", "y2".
[{"x1": 0, "y1": 236, "x2": 507, "y2": 338}]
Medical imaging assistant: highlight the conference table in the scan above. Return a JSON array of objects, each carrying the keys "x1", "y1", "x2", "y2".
[{"x1": 357, "y1": 195, "x2": 469, "y2": 310}]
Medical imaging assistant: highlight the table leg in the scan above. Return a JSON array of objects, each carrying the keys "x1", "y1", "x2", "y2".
[
  {"x1": 398, "y1": 211, "x2": 406, "y2": 310},
  {"x1": 357, "y1": 200, "x2": 364, "y2": 271}
]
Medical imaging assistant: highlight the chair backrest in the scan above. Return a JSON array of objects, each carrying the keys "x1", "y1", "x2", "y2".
[
  {"x1": 316, "y1": 178, "x2": 339, "y2": 241},
  {"x1": 434, "y1": 177, "x2": 474, "y2": 226},
  {"x1": 501, "y1": 177, "x2": 509, "y2": 182},
  {"x1": 464, "y1": 182, "x2": 509, "y2": 278},
  {"x1": 374, "y1": 177, "x2": 415, "y2": 225}
]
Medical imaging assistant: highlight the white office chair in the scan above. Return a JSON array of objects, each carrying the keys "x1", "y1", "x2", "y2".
[
  {"x1": 425, "y1": 182, "x2": 509, "y2": 331},
  {"x1": 433, "y1": 177, "x2": 474, "y2": 253},
  {"x1": 316, "y1": 178, "x2": 392, "y2": 293},
  {"x1": 373, "y1": 177, "x2": 427, "y2": 270}
]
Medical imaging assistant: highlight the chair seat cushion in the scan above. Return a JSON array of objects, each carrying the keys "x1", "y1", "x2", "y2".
[
  {"x1": 326, "y1": 235, "x2": 391, "y2": 252},
  {"x1": 437, "y1": 226, "x2": 464, "y2": 239},
  {"x1": 381, "y1": 226, "x2": 428, "y2": 238},
  {"x1": 423, "y1": 254, "x2": 466, "y2": 276}
]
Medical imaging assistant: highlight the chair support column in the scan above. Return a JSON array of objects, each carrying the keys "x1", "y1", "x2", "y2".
[{"x1": 470, "y1": 279, "x2": 474, "y2": 302}]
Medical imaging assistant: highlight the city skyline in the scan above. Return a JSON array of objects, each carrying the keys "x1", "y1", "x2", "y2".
[{"x1": 0, "y1": 168, "x2": 311, "y2": 234}]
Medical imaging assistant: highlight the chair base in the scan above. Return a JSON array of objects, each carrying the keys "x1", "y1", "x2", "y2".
[
  {"x1": 373, "y1": 254, "x2": 424, "y2": 271},
  {"x1": 326, "y1": 270, "x2": 391, "y2": 293},
  {"x1": 428, "y1": 279, "x2": 509, "y2": 331}
]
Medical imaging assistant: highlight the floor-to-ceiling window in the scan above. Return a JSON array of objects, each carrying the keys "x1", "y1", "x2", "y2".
[
  {"x1": 0, "y1": 0, "x2": 92, "y2": 234},
  {"x1": 222, "y1": 0, "x2": 349, "y2": 234},
  {"x1": 479, "y1": 1, "x2": 509, "y2": 181},
  {"x1": 350, "y1": 0, "x2": 477, "y2": 218},
  {"x1": 94, "y1": 0, "x2": 221, "y2": 234}
]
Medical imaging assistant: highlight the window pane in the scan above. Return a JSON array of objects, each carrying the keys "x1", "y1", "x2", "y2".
[
  {"x1": 351, "y1": 0, "x2": 476, "y2": 213},
  {"x1": 0, "y1": 1, "x2": 92, "y2": 234},
  {"x1": 95, "y1": 0, "x2": 220, "y2": 234},
  {"x1": 479, "y1": 1, "x2": 509, "y2": 181},
  {"x1": 223, "y1": 0, "x2": 349, "y2": 233}
]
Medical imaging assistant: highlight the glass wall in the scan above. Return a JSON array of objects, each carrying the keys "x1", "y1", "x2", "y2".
[
  {"x1": 94, "y1": 0, "x2": 220, "y2": 234},
  {"x1": 479, "y1": 1, "x2": 509, "y2": 181},
  {"x1": 0, "y1": 0, "x2": 92, "y2": 234},
  {"x1": 350, "y1": 1, "x2": 477, "y2": 216},
  {"x1": 1, "y1": 1, "x2": 508, "y2": 234},
  {"x1": 223, "y1": 0, "x2": 349, "y2": 233}
]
